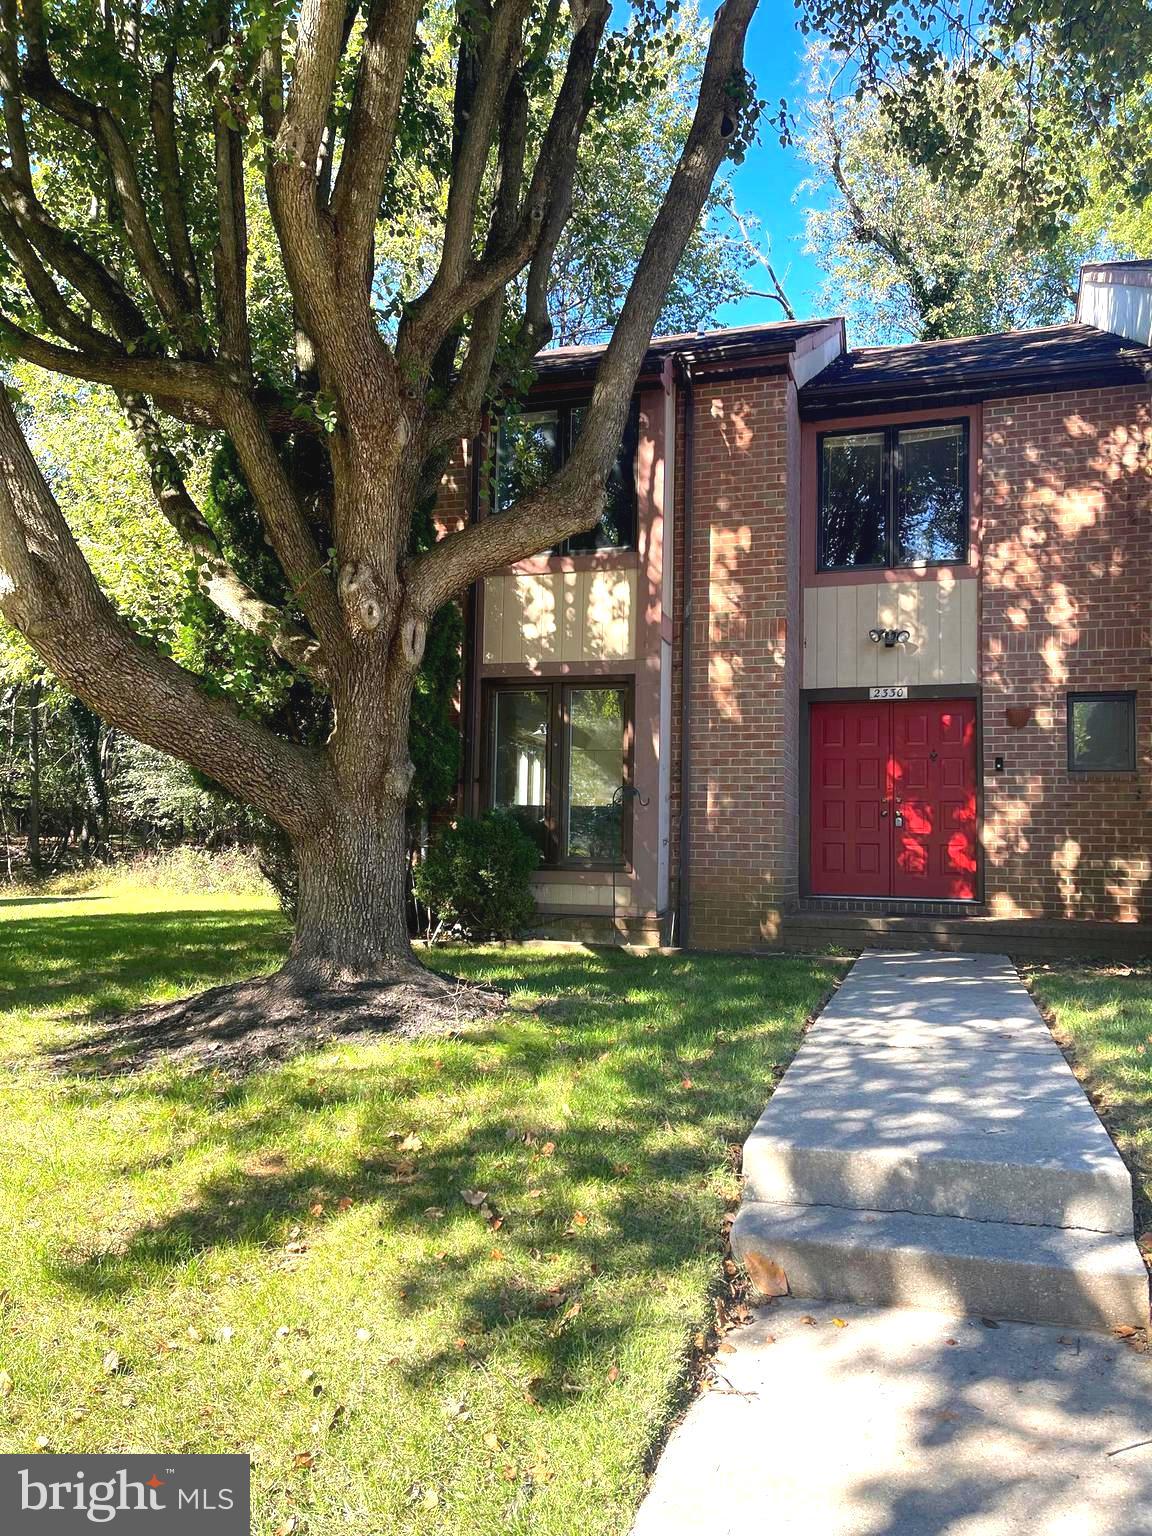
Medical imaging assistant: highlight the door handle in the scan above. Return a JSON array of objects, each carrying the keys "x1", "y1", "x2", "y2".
[{"x1": 880, "y1": 804, "x2": 889, "y2": 818}]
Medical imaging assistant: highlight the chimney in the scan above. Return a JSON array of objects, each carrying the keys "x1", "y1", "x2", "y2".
[{"x1": 1076, "y1": 260, "x2": 1152, "y2": 346}]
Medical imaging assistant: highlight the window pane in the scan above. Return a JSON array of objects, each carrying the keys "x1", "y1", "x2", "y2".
[
  {"x1": 895, "y1": 424, "x2": 967, "y2": 564},
  {"x1": 565, "y1": 407, "x2": 637, "y2": 552},
  {"x1": 820, "y1": 432, "x2": 886, "y2": 568},
  {"x1": 565, "y1": 687, "x2": 626, "y2": 863},
  {"x1": 1069, "y1": 695, "x2": 1135, "y2": 772},
  {"x1": 496, "y1": 411, "x2": 559, "y2": 514},
  {"x1": 492, "y1": 690, "x2": 550, "y2": 853}
]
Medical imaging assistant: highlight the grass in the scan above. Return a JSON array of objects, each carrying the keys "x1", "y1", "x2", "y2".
[
  {"x1": 0, "y1": 884, "x2": 838, "y2": 1536},
  {"x1": 1025, "y1": 962, "x2": 1152, "y2": 1243}
]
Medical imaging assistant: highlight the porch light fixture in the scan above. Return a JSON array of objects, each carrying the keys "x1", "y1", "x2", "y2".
[{"x1": 868, "y1": 627, "x2": 911, "y2": 648}]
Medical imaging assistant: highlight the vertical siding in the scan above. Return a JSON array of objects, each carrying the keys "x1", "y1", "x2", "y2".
[{"x1": 802, "y1": 579, "x2": 978, "y2": 688}]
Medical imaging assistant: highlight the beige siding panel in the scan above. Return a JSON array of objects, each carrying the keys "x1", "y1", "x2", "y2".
[
  {"x1": 802, "y1": 578, "x2": 978, "y2": 688},
  {"x1": 482, "y1": 576, "x2": 504, "y2": 664},
  {"x1": 535, "y1": 881, "x2": 615, "y2": 909},
  {"x1": 481, "y1": 566, "x2": 637, "y2": 665},
  {"x1": 815, "y1": 586, "x2": 837, "y2": 689}
]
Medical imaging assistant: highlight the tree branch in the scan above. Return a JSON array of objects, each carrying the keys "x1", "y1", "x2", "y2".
[
  {"x1": 0, "y1": 170, "x2": 154, "y2": 347},
  {"x1": 330, "y1": 0, "x2": 424, "y2": 286},
  {"x1": 218, "y1": 390, "x2": 347, "y2": 657},
  {"x1": 150, "y1": 63, "x2": 204, "y2": 319},
  {"x1": 0, "y1": 387, "x2": 328, "y2": 835},
  {"x1": 266, "y1": 0, "x2": 347, "y2": 344},
  {"x1": 121, "y1": 395, "x2": 327, "y2": 680},
  {"x1": 0, "y1": 318, "x2": 228, "y2": 401},
  {"x1": 19, "y1": 39, "x2": 198, "y2": 350},
  {"x1": 406, "y1": 0, "x2": 760, "y2": 615}
]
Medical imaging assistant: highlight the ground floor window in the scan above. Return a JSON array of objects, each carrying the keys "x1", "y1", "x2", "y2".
[
  {"x1": 1067, "y1": 692, "x2": 1137, "y2": 772},
  {"x1": 484, "y1": 680, "x2": 632, "y2": 867}
]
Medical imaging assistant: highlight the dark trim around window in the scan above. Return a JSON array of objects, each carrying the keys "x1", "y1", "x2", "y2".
[
  {"x1": 817, "y1": 417, "x2": 970, "y2": 573},
  {"x1": 1066, "y1": 690, "x2": 1138, "y2": 773},
  {"x1": 492, "y1": 397, "x2": 639, "y2": 554},
  {"x1": 481, "y1": 678, "x2": 635, "y2": 869}
]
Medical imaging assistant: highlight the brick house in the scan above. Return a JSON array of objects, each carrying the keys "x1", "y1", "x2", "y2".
[{"x1": 439, "y1": 260, "x2": 1152, "y2": 953}]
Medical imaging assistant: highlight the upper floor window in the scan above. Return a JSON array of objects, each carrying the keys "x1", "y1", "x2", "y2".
[
  {"x1": 495, "y1": 401, "x2": 638, "y2": 553},
  {"x1": 818, "y1": 421, "x2": 969, "y2": 571}
]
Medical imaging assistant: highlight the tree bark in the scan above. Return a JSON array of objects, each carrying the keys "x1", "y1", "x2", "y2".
[{"x1": 288, "y1": 791, "x2": 414, "y2": 982}]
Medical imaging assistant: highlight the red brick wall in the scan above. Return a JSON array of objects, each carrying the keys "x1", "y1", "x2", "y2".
[
  {"x1": 675, "y1": 370, "x2": 801, "y2": 948},
  {"x1": 981, "y1": 385, "x2": 1152, "y2": 920}
]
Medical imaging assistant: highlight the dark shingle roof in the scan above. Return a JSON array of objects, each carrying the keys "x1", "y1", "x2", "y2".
[
  {"x1": 800, "y1": 323, "x2": 1152, "y2": 418},
  {"x1": 532, "y1": 318, "x2": 836, "y2": 383}
]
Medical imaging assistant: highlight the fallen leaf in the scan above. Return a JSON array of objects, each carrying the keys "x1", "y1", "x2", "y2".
[
  {"x1": 1112, "y1": 1324, "x2": 1139, "y2": 1338},
  {"x1": 187, "y1": 1327, "x2": 202, "y2": 1342},
  {"x1": 717, "y1": 1342, "x2": 737, "y2": 1354},
  {"x1": 681, "y1": 1077, "x2": 694, "y2": 1089},
  {"x1": 273, "y1": 1521, "x2": 297, "y2": 1536},
  {"x1": 34, "y1": 1435, "x2": 50, "y2": 1449},
  {"x1": 398, "y1": 1134, "x2": 422, "y2": 1153},
  {"x1": 540, "y1": 1142, "x2": 556, "y2": 1157},
  {"x1": 101, "y1": 1350, "x2": 121, "y2": 1376},
  {"x1": 337, "y1": 1196, "x2": 354, "y2": 1211},
  {"x1": 944, "y1": 1338, "x2": 958, "y2": 1347},
  {"x1": 217, "y1": 1326, "x2": 234, "y2": 1343},
  {"x1": 292, "y1": 1451, "x2": 315, "y2": 1470},
  {"x1": 489, "y1": 1249, "x2": 505, "y2": 1262},
  {"x1": 799, "y1": 1315, "x2": 817, "y2": 1326},
  {"x1": 743, "y1": 1251, "x2": 790, "y2": 1298},
  {"x1": 607, "y1": 1364, "x2": 620, "y2": 1383},
  {"x1": 933, "y1": 1409, "x2": 961, "y2": 1423},
  {"x1": 460, "y1": 1189, "x2": 488, "y2": 1207},
  {"x1": 981, "y1": 1317, "x2": 1000, "y2": 1329},
  {"x1": 0, "y1": 1370, "x2": 12, "y2": 1397},
  {"x1": 570, "y1": 1211, "x2": 588, "y2": 1228},
  {"x1": 308, "y1": 1202, "x2": 325, "y2": 1217},
  {"x1": 355, "y1": 1328, "x2": 371, "y2": 1342},
  {"x1": 424, "y1": 1206, "x2": 444, "y2": 1219},
  {"x1": 831, "y1": 1318, "x2": 848, "y2": 1329}
]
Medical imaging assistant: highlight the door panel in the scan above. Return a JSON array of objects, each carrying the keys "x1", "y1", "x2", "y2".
[
  {"x1": 809, "y1": 697, "x2": 978, "y2": 900},
  {"x1": 892, "y1": 699, "x2": 978, "y2": 900},
  {"x1": 809, "y1": 702, "x2": 892, "y2": 896}
]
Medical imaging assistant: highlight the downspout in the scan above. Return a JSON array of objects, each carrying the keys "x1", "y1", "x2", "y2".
[{"x1": 671, "y1": 354, "x2": 695, "y2": 948}]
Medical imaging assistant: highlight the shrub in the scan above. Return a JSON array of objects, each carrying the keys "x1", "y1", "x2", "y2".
[{"x1": 414, "y1": 813, "x2": 539, "y2": 939}]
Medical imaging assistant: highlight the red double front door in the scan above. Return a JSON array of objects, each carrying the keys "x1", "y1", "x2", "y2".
[{"x1": 809, "y1": 698, "x2": 978, "y2": 900}]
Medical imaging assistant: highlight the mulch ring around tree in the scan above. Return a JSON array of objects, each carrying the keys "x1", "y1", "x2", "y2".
[{"x1": 47, "y1": 966, "x2": 506, "y2": 1077}]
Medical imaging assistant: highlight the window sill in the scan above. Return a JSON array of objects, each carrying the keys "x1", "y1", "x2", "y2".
[
  {"x1": 808, "y1": 562, "x2": 977, "y2": 587},
  {"x1": 509, "y1": 548, "x2": 639, "y2": 576}
]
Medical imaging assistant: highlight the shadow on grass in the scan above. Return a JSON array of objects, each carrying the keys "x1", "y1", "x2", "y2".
[
  {"x1": 11, "y1": 904, "x2": 839, "y2": 1410},
  {"x1": 0, "y1": 908, "x2": 288, "y2": 1016}
]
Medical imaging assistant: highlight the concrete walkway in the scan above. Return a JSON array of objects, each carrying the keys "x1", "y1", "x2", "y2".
[
  {"x1": 732, "y1": 950, "x2": 1147, "y2": 1328},
  {"x1": 631, "y1": 1301, "x2": 1152, "y2": 1536},
  {"x1": 629, "y1": 951, "x2": 1152, "y2": 1535}
]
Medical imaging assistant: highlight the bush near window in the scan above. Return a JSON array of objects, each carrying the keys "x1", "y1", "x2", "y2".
[{"x1": 414, "y1": 813, "x2": 540, "y2": 939}]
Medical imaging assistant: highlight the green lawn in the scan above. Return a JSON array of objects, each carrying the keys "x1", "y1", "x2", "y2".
[
  {"x1": 0, "y1": 887, "x2": 837, "y2": 1536},
  {"x1": 1026, "y1": 963, "x2": 1152, "y2": 1243}
]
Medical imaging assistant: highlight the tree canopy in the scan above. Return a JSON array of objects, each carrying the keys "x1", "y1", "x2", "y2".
[{"x1": 0, "y1": 0, "x2": 760, "y2": 999}]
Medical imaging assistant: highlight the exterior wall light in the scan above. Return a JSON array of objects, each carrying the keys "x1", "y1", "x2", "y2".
[{"x1": 869, "y1": 627, "x2": 911, "y2": 648}]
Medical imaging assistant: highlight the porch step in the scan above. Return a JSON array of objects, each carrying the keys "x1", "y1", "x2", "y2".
[
  {"x1": 771, "y1": 911, "x2": 1152, "y2": 959},
  {"x1": 744, "y1": 1043, "x2": 1135, "y2": 1231},
  {"x1": 731, "y1": 1200, "x2": 1150, "y2": 1331}
]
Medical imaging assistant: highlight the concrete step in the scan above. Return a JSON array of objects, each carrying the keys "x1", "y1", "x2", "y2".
[
  {"x1": 731, "y1": 1200, "x2": 1150, "y2": 1330},
  {"x1": 743, "y1": 1044, "x2": 1135, "y2": 1231}
]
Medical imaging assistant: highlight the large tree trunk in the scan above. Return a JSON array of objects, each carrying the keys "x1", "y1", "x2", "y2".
[{"x1": 288, "y1": 792, "x2": 413, "y2": 982}]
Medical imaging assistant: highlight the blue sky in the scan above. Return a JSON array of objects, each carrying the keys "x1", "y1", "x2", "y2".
[{"x1": 713, "y1": 0, "x2": 831, "y2": 326}]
